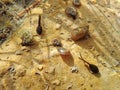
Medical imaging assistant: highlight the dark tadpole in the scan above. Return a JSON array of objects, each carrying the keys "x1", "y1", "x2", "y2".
[
  {"x1": 89, "y1": 64, "x2": 99, "y2": 74},
  {"x1": 36, "y1": 15, "x2": 42, "y2": 35},
  {"x1": 79, "y1": 53, "x2": 99, "y2": 74}
]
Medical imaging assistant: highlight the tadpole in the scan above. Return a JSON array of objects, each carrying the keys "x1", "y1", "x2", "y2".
[
  {"x1": 79, "y1": 53, "x2": 99, "y2": 74},
  {"x1": 36, "y1": 15, "x2": 42, "y2": 35}
]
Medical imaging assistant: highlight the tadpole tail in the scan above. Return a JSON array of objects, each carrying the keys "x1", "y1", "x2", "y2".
[
  {"x1": 38, "y1": 14, "x2": 41, "y2": 26},
  {"x1": 79, "y1": 53, "x2": 89, "y2": 65}
]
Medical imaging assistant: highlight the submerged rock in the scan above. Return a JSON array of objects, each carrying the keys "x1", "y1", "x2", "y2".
[{"x1": 71, "y1": 25, "x2": 89, "y2": 41}]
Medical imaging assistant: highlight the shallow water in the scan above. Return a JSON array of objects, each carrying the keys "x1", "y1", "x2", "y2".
[{"x1": 0, "y1": 0, "x2": 120, "y2": 90}]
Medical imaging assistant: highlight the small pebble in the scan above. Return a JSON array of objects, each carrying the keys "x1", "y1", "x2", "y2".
[
  {"x1": 52, "y1": 39, "x2": 62, "y2": 47},
  {"x1": 21, "y1": 46, "x2": 27, "y2": 51},
  {"x1": 38, "y1": 66, "x2": 43, "y2": 71},
  {"x1": 72, "y1": 0, "x2": 81, "y2": 7},
  {"x1": 71, "y1": 66, "x2": 78, "y2": 73},
  {"x1": 65, "y1": 7, "x2": 77, "y2": 19},
  {"x1": 21, "y1": 47, "x2": 30, "y2": 52},
  {"x1": 15, "y1": 50, "x2": 22, "y2": 55},
  {"x1": 35, "y1": 72, "x2": 41, "y2": 75},
  {"x1": 52, "y1": 79, "x2": 60, "y2": 86},
  {"x1": 113, "y1": 60, "x2": 120, "y2": 67},
  {"x1": 48, "y1": 67, "x2": 55, "y2": 75},
  {"x1": 8, "y1": 66, "x2": 15, "y2": 73},
  {"x1": 55, "y1": 23, "x2": 61, "y2": 30},
  {"x1": 67, "y1": 84, "x2": 73, "y2": 90}
]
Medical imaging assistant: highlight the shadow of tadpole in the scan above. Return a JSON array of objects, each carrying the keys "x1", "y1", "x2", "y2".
[{"x1": 60, "y1": 52, "x2": 74, "y2": 67}]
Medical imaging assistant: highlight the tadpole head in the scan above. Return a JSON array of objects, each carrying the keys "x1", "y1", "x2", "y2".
[
  {"x1": 89, "y1": 64, "x2": 99, "y2": 74},
  {"x1": 36, "y1": 26, "x2": 42, "y2": 35}
]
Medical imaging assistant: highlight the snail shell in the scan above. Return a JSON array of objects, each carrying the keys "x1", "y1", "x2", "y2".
[
  {"x1": 65, "y1": 7, "x2": 77, "y2": 19},
  {"x1": 71, "y1": 25, "x2": 89, "y2": 41},
  {"x1": 72, "y1": 0, "x2": 81, "y2": 7},
  {"x1": 58, "y1": 47, "x2": 70, "y2": 56}
]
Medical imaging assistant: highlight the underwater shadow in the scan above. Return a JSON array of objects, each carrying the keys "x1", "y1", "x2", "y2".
[{"x1": 60, "y1": 52, "x2": 75, "y2": 67}]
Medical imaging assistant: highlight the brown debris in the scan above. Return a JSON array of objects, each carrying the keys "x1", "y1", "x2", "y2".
[{"x1": 17, "y1": 0, "x2": 41, "y2": 18}]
